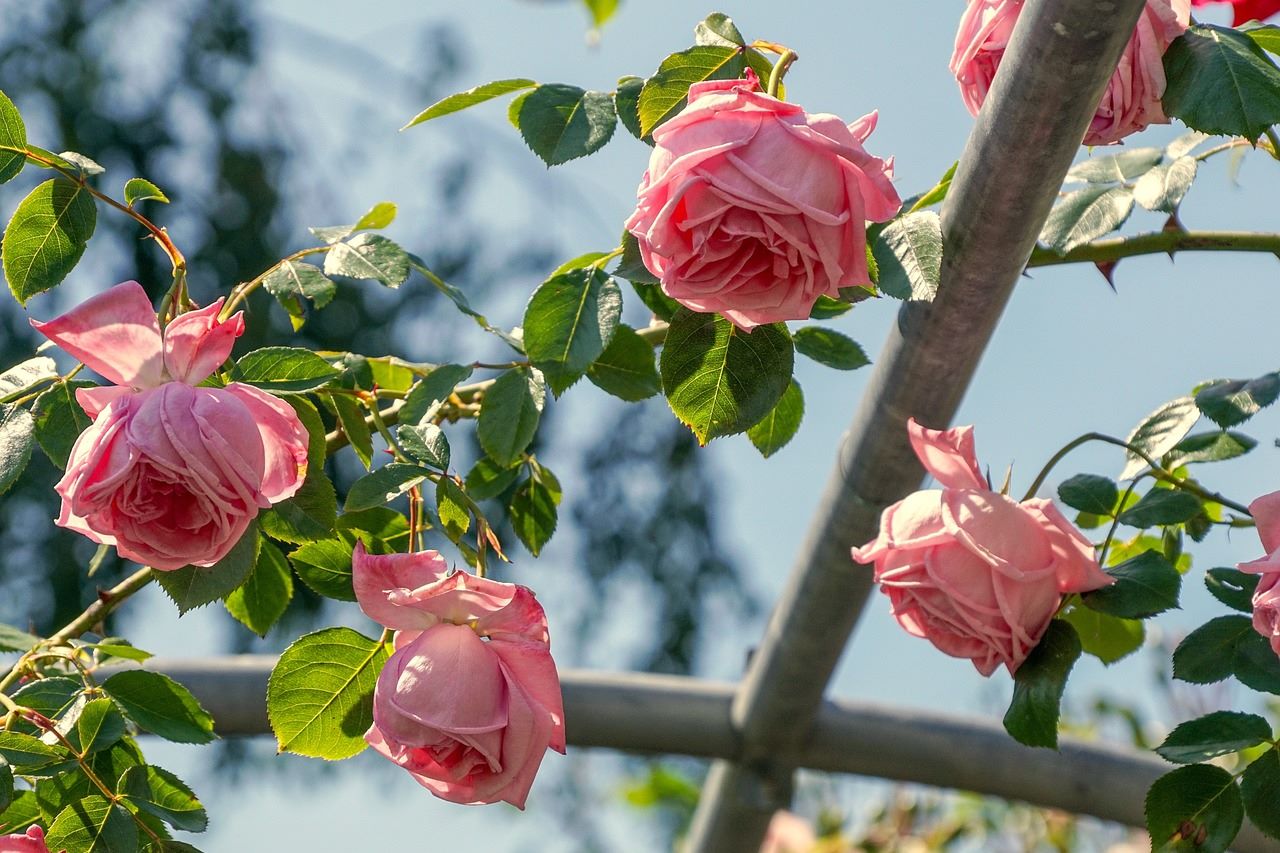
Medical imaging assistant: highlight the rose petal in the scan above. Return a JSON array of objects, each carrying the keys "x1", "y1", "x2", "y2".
[
  {"x1": 30, "y1": 281, "x2": 164, "y2": 389},
  {"x1": 162, "y1": 299, "x2": 245, "y2": 384}
]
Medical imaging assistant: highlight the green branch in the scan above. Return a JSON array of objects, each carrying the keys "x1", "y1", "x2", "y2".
[{"x1": 1028, "y1": 230, "x2": 1280, "y2": 269}]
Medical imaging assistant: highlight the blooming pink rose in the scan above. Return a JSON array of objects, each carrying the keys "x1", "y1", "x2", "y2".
[
  {"x1": 31, "y1": 281, "x2": 309, "y2": 570},
  {"x1": 353, "y1": 543, "x2": 565, "y2": 809},
  {"x1": 1192, "y1": 0, "x2": 1280, "y2": 25},
  {"x1": 624, "y1": 70, "x2": 900, "y2": 331},
  {"x1": 760, "y1": 811, "x2": 817, "y2": 853},
  {"x1": 0, "y1": 826, "x2": 51, "y2": 853},
  {"x1": 852, "y1": 418, "x2": 1113, "y2": 675},
  {"x1": 1236, "y1": 491, "x2": 1280, "y2": 656},
  {"x1": 951, "y1": 0, "x2": 1191, "y2": 146}
]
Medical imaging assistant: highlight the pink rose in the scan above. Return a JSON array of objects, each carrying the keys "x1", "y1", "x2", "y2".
[
  {"x1": 951, "y1": 0, "x2": 1191, "y2": 146},
  {"x1": 353, "y1": 543, "x2": 565, "y2": 808},
  {"x1": 1192, "y1": 0, "x2": 1280, "y2": 25},
  {"x1": 0, "y1": 826, "x2": 51, "y2": 853},
  {"x1": 1236, "y1": 491, "x2": 1280, "y2": 656},
  {"x1": 31, "y1": 281, "x2": 309, "y2": 570},
  {"x1": 624, "y1": 70, "x2": 900, "y2": 331},
  {"x1": 852, "y1": 418, "x2": 1113, "y2": 676},
  {"x1": 760, "y1": 811, "x2": 817, "y2": 853}
]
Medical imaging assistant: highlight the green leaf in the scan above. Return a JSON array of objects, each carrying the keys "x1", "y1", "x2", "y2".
[
  {"x1": 615, "y1": 76, "x2": 645, "y2": 140},
  {"x1": 122, "y1": 178, "x2": 168, "y2": 206},
  {"x1": 793, "y1": 327, "x2": 869, "y2": 371},
  {"x1": 616, "y1": 230, "x2": 659, "y2": 286},
  {"x1": 1166, "y1": 431, "x2": 1255, "y2": 468},
  {"x1": 747, "y1": 379, "x2": 804, "y2": 459},
  {"x1": 1205, "y1": 568, "x2": 1259, "y2": 613},
  {"x1": 435, "y1": 477, "x2": 470, "y2": 537},
  {"x1": 309, "y1": 202, "x2": 399, "y2": 244},
  {"x1": 120, "y1": 765, "x2": 206, "y2": 833},
  {"x1": 1245, "y1": 21, "x2": 1280, "y2": 55},
  {"x1": 464, "y1": 458, "x2": 521, "y2": 501},
  {"x1": 1058, "y1": 474, "x2": 1120, "y2": 515},
  {"x1": 0, "y1": 90, "x2": 26, "y2": 184},
  {"x1": 225, "y1": 539, "x2": 293, "y2": 637},
  {"x1": 323, "y1": 233, "x2": 409, "y2": 287},
  {"x1": 0, "y1": 403, "x2": 34, "y2": 497},
  {"x1": 0, "y1": 622, "x2": 38, "y2": 652},
  {"x1": 267, "y1": 627, "x2": 390, "y2": 760},
  {"x1": 583, "y1": 0, "x2": 619, "y2": 28},
  {"x1": 31, "y1": 380, "x2": 92, "y2": 468},
  {"x1": 1039, "y1": 185, "x2": 1134, "y2": 254},
  {"x1": 1121, "y1": 396, "x2": 1200, "y2": 480},
  {"x1": 1060, "y1": 603, "x2": 1145, "y2": 665},
  {"x1": 399, "y1": 422, "x2": 450, "y2": 470},
  {"x1": 477, "y1": 368, "x2": 545, "y2": 467},
  {"x1": 1172, "y1": 615, "x2": 1255, "y2": 684},
  {"x1": 101, "y1": 670, "x2": 215, "y2": 744},
  {"x1": 290, "y1": 537, "x2": 356, "y2": 602},
  {"x1": 660, "y1": 309, "x2": 793, "y2": 445},
  {"x1": 638, "y1": 46, "x2": 744, "y2": 136},
  {"x1": 1163, "y1": 24, "x2": 1280, "y2": 141},
  {"x1": 808, "y1": 295, "x2": 853, "y2": 320},
  {"x1": 45, "y1": 795, "x2": 137, "y2": 853},
  {"x1": 344, "y1": 463, "x2": 432, "y2": 513},
  {"x1": 694, "y1": 12, "x2": 745, "y2": 46},
  {"x1": 234, "y1": 347, "x2": 339, "y2": 394},
  {"x1": 1241, "y1": 747, "x2": 1280, "y2": 840},
  {"x1": 1002, "y1": 620, "x2": 1081, "y2": 749},
  {"x1": 399, "y1": 364, "x2": 474, "y2": 426},
  {"x1": 1082, "y1": 550, "x2": 1182, "y2": 619},
  {"x1": 90, "y1": 642, "x2": 152, "y2": 663},
  {"x1": 336, "y1": 507, "x2": 410, "y2": 553},
  {"x1": 0, "y1": 764, "x2": 11, "y2": 814},
  {"x1": 1066, "y1": 147, "x2": 1163, "y2": 183},
  {"x1": 1117, "y1": 489, "x2": 1203, "y2": 528},
  {"x1": 154, "y1": 524, "x2": 260, "y2": 614},
  {"x1": 9, "y1": 677, "x2": 79, "y2": 720},
  {"x1": 871, "y1": 211, "x2": 943, "y2": 301},
  {"x1": 67, "y1": 698, "x2": 127, "y2": 755},
  {"x1": 329, "y1": 392, "x2": 373, "y2": 469},
  {"x1": 57, "y1": 152, "x2": 103, "y2": 176},
  {"x1": 262, "y1": 261, "x2": 335, "y2": 330},
  {"x1": 510, "y1": 476, "x2": 558, "y2": 557},
  {"x1": 3, "y1": 179, "x2": 97, "y2": 304},
  {"x1": 1195, "y1": 372, "x2": 1280, "y2": 428},
  {"x1": 905, "y1": 161, "x2": 958, "y2": 213},
  {"x1": 0, "y1": 732, "x2": 67, "y2": 770},
  {"x1": 1156, "y1": 712, "x2": 1272, "y2": 764},
  {"x1": 509, "y1": 84, "x2": 617, "y2": 166},
  {"x1": 401, "y1": 79, "x2": 537, "y2": 130},
  {"x1": 0, "y1": 357, "x2": 57, "y2": 404},
  {"x1": 259, "y1": 468, "x2": 337, "y2": 545},
  {"x1": 1234, "y1": 631, "x2": 1280, "y2": 694},
  {"x1": 1145, "y1": 764, "x2": 1243, "y2": 853},
  {"x1": 587, "y1": 324, "x2": 661, "y2": 401},
  {"x1": 1134, "y1": 157, "x2": 1198, "y2": 213},
  {"x1": 523, "y1": 267, "x2": 623, "y2": 393}
]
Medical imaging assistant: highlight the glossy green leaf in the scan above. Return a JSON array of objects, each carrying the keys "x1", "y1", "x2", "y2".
[
  {"x1": 523, "y1": 267, "x2": 622, "y2": 393},
  {"x1": 120, "y1": 765, "x2": 206, "y2": 833},
  {"x1": 1163, "y1": 24, "x2": 1280, "y2": 141},
  {"x1": 101, "y1": 670, "x2": 215, "y2": 744},
  {"x1": 1204, "y1": 568, "x2": 1259, "y2": 613},
  {"x1": 1166, "y1": 431, "x2": 1255, "y2": 468},
  {"x1": 1120, "y1": 396, "x2": 1200, "y2": 480},
  {"x1": 1172, "y1": 615, "x2": 1255, "y2": 684},
  {"x1": 660, "y1": 310, "x2": 793, "y2": 445},
  {"x1": 1082, "y1": 550, "x2": 1181, "y2": 619},
  {"x1": 45, "y1": 795, "x2": 137, "y2": 853},
  {"x1": 399, "y1": 422, "x2": 450, "y2": 471},
  {"x1": 1058, "y1": 474, "x2": 1119, "y2": 515},
  {"x1": 1134, "y1": 157, "x2": 1198, "y2": 213},
  {"x1": 399, "y1": 364, "x2": 473, "y2": 426},
  {"x1": 615, "y1": 230, "x2": 659, "y2": 286},
  {"x1": 0, "y1": 764, "x2": 11, "y2": 814},
  {"x1": 747, "y1": 379, "x2": 804, "y2": 459},
  {"x1": 435, "y1": 477, "x2": 470, "y2": 537},
  {"x1": 872, "y1": 211, "x2": 943, "y2": 302},
  {"x1": 0, "y1": 90, "x2": 26, "y2": 184},
  {"x1": 31, "y1": 380, "x2": 92, "y2": 468},
  {"x1": 510, "y1": 476, "x2": 558, "y2": 557},
  {"x1": 1156, "y1": 711, "x2": 1272, "y2": 764},
  {"x1": 323, "y1": 233, "x2": 409, "y2": 287},
  {"x1": 0, "y1": 357, "x2": 57, "y2": 404},
  {"x1": 1117, "y1": 489, "x2": 1202, "y2": 528},
  {"x1": 122, "y1": 178, "x2": 168, "y2": 206},
  {"x1": 262, "y1": 261, "x2": 335, "y2": 330},
  {"x1": 0, "y1": 403, "x2": 34, "y2": 497},
  {"x1": 1241, "y1": 747, "x2": 1280, "y2": 840},
  {"x1": 0, "y1": 732, "x2": 67, "y2": 770},
  {"x1": 1144, "y1": 764, "x2": 1243, "y2": 853},
  {"x1": 0, "y1": 790, "x2": 39, "y2": 834},
  {"x1": 259, "y1": 468, "x2": 337, "y2": 545},
  {"x1": 57, "y1": 152, "x2": 103, "y2": 176},
  {"x1": 234, "y1": 347, "x2": 338, "y2": 394},
  {"x1": 615, "y1": 76, "x2": 645, "y2": 140},
  {"x1": 638, "y1": 46, "x2": 744, "y2": 136},
  {"x1": 336, "y1": 507, "x2": 411, "y2": 554},
  {"x1": 1039, "y1": 185, "x2": 1134, "y2": 254},
  {"x1": 1060, "y1": 603, "x2": 1144, "y2": 665},
  {"x1": 3, "y1": 179, "x2": 97, "y2": 304},
  {"x1": 225, "y1": 539, "x2": 293, "y2": 637},
  {"x1": 344, "y1": 463, "x2": 432, "y2": 513},
  {"x1": 509, "y1": 84, "x2": 617, "y2": 166},
  {"x1": 1195, "y1": 372, "x2": 1280, "y2": 428},
  {"x1": 267, "y1": 627, "x2": 389, "y2": 760},
  {"x1": 1066, "y1": 147, "x2": 1163, "y2": 183},
  {"x1": 808, "y1": 295, "x2": 853, "y2": 320},
  {"x1": 464, "y1": 458, "x2": 521, "y2": 501},
  {"x1": 587, "y1": 324, "x2": 661, "y2": 401},
  {"x1": 9, "y1": 677, "x2": 79, "y2": 721},
  {"x1": 793, "y1": 327, "x2": 869, "y2": 371},
  {"x1": 329, "y1": 392, "x2": 373, "y2": 469},
  {"x1": 289, "y1": 537, "x2": 356, "y2": 602},
  {"x1": 155, "y1": 524, "x2": 260, "y2": 614},
  {"x1": 67, "y1": 698, "x2": 127, "y2": 755},
  {"x1": 477, "y1": 368, "x2": 545, "y2": 467},
  {"x1": 401, "y1": 79, "x2": 537, "y2": 130},
  {"x1": 1002, "y1": 620, "x2": 1081, "y2": 748},
  {"x1": 1235, "y1": 632, "x2": 1280, "y2": 694}
]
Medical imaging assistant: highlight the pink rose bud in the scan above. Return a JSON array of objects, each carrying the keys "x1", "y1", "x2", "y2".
[
  {"x1": 0, "y1": 826, "x2": 51, "y2": 853},
  {"x1": 30, "y1": 281, "x2": 309, "y2": 570},
  {"x1": 624, "y1": 71, "x2": 900, "y2": 331},
  {"x1": 951, "y1": 0, "x2": 1191, "y2": 146},
  {"x1": 353, "y1": 543, "x2": 565, "y2": 809},
  {"x1": 1191, "y1": 0, "x2": 1280, "y2": 25},
  {"x1": 1236, "y1": 491, "x2": 1280, "y2": 657},
  {"x1": 852, "y1": 418, "x2": 1113, "y2": 676},
  {"x1": 760, "y1": 810, "x2": 818, "y2": 853}
]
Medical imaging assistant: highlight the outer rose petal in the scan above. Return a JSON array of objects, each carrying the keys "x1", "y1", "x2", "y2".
[
  {"x1": 221, "y1": 383, "x2": 308, "y2": 502},
  {"x1": 1249, "y1": 491, "x2": 1280, "y2": 554},
  {"x1": 907, "y1": 418, "x2": 987, "y2": 490},
  {"x1": 375, "y1": 626, "x2": 508, "y2": 737},
  {"x1": 852, "y1": 490, "x2": 951, "y2": 566},
  {"x1": 75, "y1": 385, "x2": 131, "y2": 419},
  {"x1": 352, "y1": 543, "x2": 450, "y2": 631},
  {"x1": 0, "y1": 825, "x2": 51, "y2": 853},
  {"x1": 162, "y1": 299, "x2": 245, "y2": 384},
  {"x1": 29, "y1": 280, "x2": 164, "y2": 389},
  {"x1": 1251, "y1": 572, "x2": 1280, "y2": 655},
  {"x1": 1021, "y1": 499, "x2": 1113, "y2": 593},
  {"x1": 489, "y1": 638, "x2": 566, "y2": 753}
]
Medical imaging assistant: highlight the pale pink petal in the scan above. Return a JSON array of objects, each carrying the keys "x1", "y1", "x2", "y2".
[
  {"x1": 1250, "y1": 491, "x2": 1280, "y2": 555},
  {"x1": 352, "y1": 542, "x2": 450, "y2": 631},
  {"x1": 489, "y1": 638, "x2": 565, "y2": 753},
  {"x1": 1021, "y1": 498, "x2": 1113, "y2": 593},
  {"x1": 907, "y1": 418, "x2": 988, "y2": 491},
  {"x1": 29, "y1": 281, "x2": 164, "y2": 389},
  {"x1": 942, "y1": 490, "x2": 1054, "y2": 579},
  {"x1": 221, "y1": 383, "x2": 308, "y2": 502},
  {"x1": 75, "y1": 385, "x2": 132, "y2": 420},
  {"x1": 162, "y1": 299, "x2": 244, "y2": 384}
]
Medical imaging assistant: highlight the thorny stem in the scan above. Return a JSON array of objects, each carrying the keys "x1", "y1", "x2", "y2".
[{"x1": 1027, "y1": 229, "x2": 1280, "y2": 269}]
